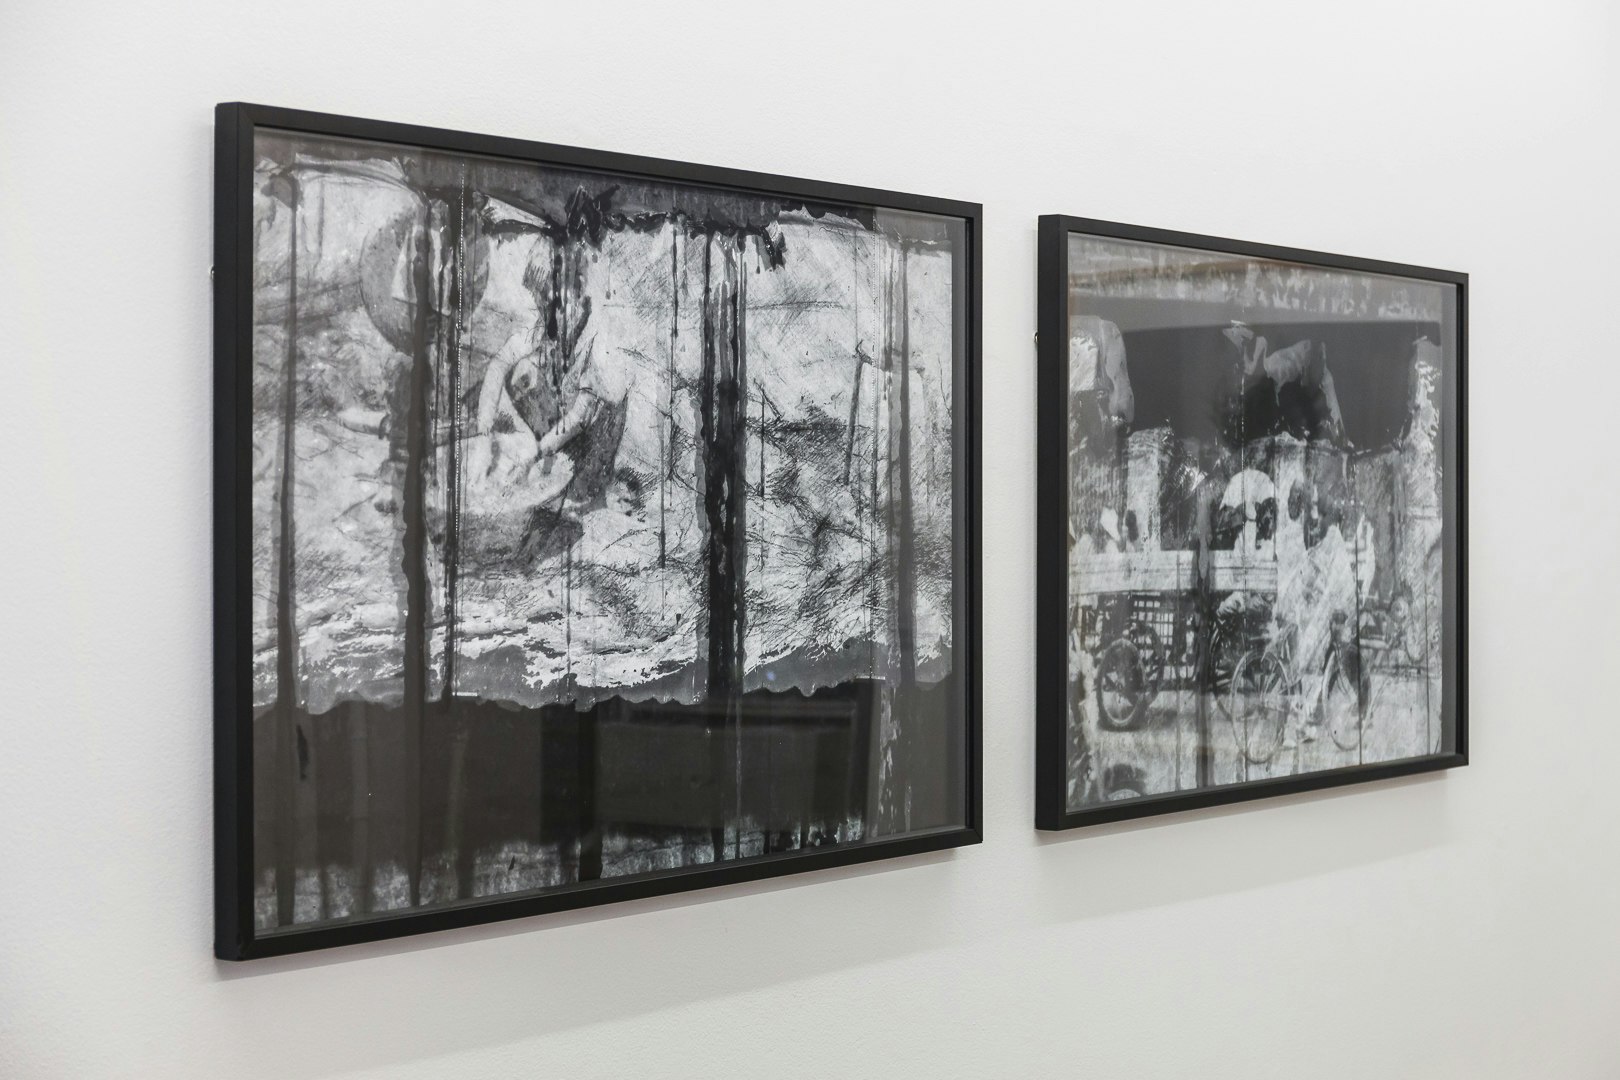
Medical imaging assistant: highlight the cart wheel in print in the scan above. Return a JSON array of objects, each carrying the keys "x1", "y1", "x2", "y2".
[
  {"x1": 1095, "y1": 638, "x2": 1151, "y2": 731},
  {"x1": 1126, "y1": 621, "x2": 1165, "y2": 700},
  {"x1": 1324, "y1": 644, "x2": 1372, "y2": 751},
  {"x1": 1102, "y1": 762, "x2": 1147, "y2": 800},
  {"x1": 1228, "y1": 649, "x2": 1289, "y2": 764}
]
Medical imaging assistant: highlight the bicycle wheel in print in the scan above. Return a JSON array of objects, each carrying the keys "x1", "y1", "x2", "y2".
[{"x1": 1228, "y1": 650, "x2": 1289, "y2": 764}]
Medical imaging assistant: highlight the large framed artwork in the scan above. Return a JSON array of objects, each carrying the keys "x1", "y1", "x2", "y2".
[
  {"x1": 214, "y1": 104, "x2": 981, "y2": 958},
  {"x1": 1036, "y1": 216, "x2": 1464, "y2": 829}
]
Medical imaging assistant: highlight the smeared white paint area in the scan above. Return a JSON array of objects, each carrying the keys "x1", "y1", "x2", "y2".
[
  {"x1": 1070, "y1": 314, "x2": 1134, "y2": 426},
  {"x1": 1222, "y1": 469, "x2": 1276, "y2": 555},
  {"x1": 1276, "y1": 522, "x2": 1356, "y2": 685},
  {"x1": 251, "y1": 159, "x2": 959, "y2": 712},
  {"x1": 1069, "y1": 233, "x2": 1447, "y2": 322}
]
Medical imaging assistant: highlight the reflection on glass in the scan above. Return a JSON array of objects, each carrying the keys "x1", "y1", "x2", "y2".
[
  {"x1": 1065, "y1": 233, "x2": 1455, "y2": 811},
  {"x1": 248, "y1": 130, "x2": 967, "y2": 930}
]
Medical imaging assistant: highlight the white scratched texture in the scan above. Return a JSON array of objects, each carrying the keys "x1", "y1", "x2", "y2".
[{"x1": 1, "y1": 0, "x2": 1616, "y2": 1076}]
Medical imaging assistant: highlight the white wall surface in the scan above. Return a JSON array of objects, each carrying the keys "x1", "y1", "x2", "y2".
[{"x1": 2, "y1": 1, "x2": 1617, "y2": 1076}]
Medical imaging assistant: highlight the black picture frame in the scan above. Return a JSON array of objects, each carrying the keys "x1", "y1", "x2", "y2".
[
  {"x1": 214, "y1": 103, "x2": 982, "y2": 959},
  {"x1": 1036, "y1": 215, "x2": 1466, "y2": 830}
]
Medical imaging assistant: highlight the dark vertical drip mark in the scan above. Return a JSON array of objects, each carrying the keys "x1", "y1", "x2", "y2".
[
  {"x1": 698, "y1": 234, "x2": 750, "y2": 859},
  {"x1": 698, "y1": 234, "x2": 718, "y2": 690},
  {"x1": 402, "y1": 204, "x2": 434, "y2": 908},
  {"x1": 733, "y1": 241, "x2": 749, "y2": 855},
  {"x1": 843, "y1": 350, "x2": 864, "y2": 485},
  {"x1": 733, "y1": 240, "x2": 749, "y2": 671},
  {"x1": 559, "y1": 237, "x2": 574, "y2": 690},
  {"x1": 883, "y1": 245, "x2": 900, "y2": 692},
  {"x1": 896, "y1": 244, "x2": 916, "y2": 691},
  {"x1": 443, "y1": 176, "x2": 466, "y2": 702},
  {"x1": 662, "y1": 226, "x2": 677, "y2": 576},
  {"x1": 698, "y1": 233, "x2": 723, "y2": 860},
  {"x1": 895, "y1": 244, "x2": 916, "y2": 830},
  {"x1": 444, "y1": 173, "x2": 473, "y2": 900},
  {"x1": 1194, "y1": 489, "x2": 1214, "y2": 790},
  {"x1": 274, "y1": 178, "x2": 300, "y2": 928},
  {"x1": 876, "y1": 244, "x2": 907, "y2": 829},
  {"x1": 547, "y1": 244, "x2": 563, "y2": 347},
  {"x1": 565, "y1": 541, "x2": 573, "y2": 688},
  {"x1": 869, "y1": 261, "x2": 881, "y2": 677},
  {"x1": 550, "y1": 238, "x2": 569, "y2": 420}
]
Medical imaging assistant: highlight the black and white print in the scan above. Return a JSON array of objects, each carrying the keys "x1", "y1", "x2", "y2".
[
  {"x1": 1061, "y1": 230, "x2": 1459, "y2": 811},
  {"x1": 244, "y1": 127, "x2": 969, "y2": 932}
]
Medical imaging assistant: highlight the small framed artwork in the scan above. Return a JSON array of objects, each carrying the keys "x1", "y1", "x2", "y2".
[
  {"x1": 215, "y1": 103, "x2": 981, "y2": 958},
  {"x1": 1036, "y1": 216, "x2": 1465, "y2": 829}
]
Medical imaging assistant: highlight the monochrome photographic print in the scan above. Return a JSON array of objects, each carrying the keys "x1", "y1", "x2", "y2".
[
  {"x1": 1035, "y1": 217, "x2": 1464, "y2": 829},
  {"x1": 214, "y1": 105, "x2": 980, "y2": 958}
]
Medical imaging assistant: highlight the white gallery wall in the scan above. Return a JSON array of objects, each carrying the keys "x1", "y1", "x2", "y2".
[{"x1": 2, "y1": 1, "x2": 1616, "y2": 1075}]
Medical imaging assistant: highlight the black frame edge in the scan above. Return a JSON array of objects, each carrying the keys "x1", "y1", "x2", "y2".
[
  {"x1": 965, "y1": 206, "x2": 986, "y2": 845},
  {"x1": 238, "y1": 825, "x2": 980, "y2": 960},
  {"x1": 213, "y1": 103, "x2": 984, "y2": 959},
  {"x1": 1047, "y1": 754, "x2": 1467, "y2": 830},
  {"x1": 1046, "y1": 215, "x2": 1469, "y2": 287},
  {"x1": 225, "y1": 102, "x2": 981, "y2": 223},
  {"x1": 1450, "y1": 273, "x2": 1469, "y2": 767},
  {"x1": 213, "y1": 102, "x2": 255, "y2": 960},
  {"x1": 1034, "y1": 214, "x2": 1468, "y2": 832},
  {"x1": 1034, "y1": 216, "x2": 1070, "y2": 829}
]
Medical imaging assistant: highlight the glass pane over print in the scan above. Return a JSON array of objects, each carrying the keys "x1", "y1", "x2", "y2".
[
  {"x1": 247, "y1": 127, "x2": 970, "y2": 931},
  {"x1": 1064, "y1": 232, "x2": 1455, "y2": 810}
]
